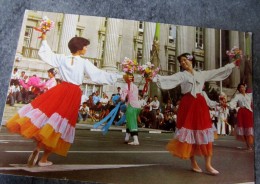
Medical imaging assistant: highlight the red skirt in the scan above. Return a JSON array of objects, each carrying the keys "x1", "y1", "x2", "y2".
[
  {"x1": 236, "y1": 107, "x2": 254, "y2": 144},
  {"x1": 6, "y1": 82, "x2": 81, "y2": 156},
  {"x1": 167, "y1": 93, "x2": 214, "y2": 159}
]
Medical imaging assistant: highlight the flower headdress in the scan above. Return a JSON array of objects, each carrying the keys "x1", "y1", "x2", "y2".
[
  {"x1": 121, "y1": 57, "x2": 138, "y2": 75},
  {"x1": 186, "y1": 55, "x2": 193, "y2": 61},
  {"x1": 34, "y1": 16, "x2": 55, "y2": 38},
  {"x1": 226, "y1": 46, "x2": 242, "y2": 66}
]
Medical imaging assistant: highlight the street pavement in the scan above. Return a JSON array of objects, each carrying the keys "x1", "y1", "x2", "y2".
[{"x1": 0, "y1": 120, "x2": 255, "y2": 184}]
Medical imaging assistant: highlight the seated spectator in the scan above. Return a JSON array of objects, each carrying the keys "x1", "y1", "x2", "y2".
[
  {"x1": 159, "y1": 112, "x2": 176, "y2": 131},
  {"x1": 165, "y1": 99, "x2": 174, "y2": 113},
  {"x1": 99, "y1": 93, "x2": 109, "y2": 119},
  {"x1": 6, "y1": 83, "x2": 22, "y2": 106},
  {"x1": 78, "y1": 102, "x2": 89, "y2": 122},
  {"x1": 155, "y1": 109, "x2": 164, "y2": 129},
  {"x1": 139, "y1": 105, "x2": 153, "y2": 128},
  {"x1": 93, "y1": 91, "x2": 101, "y2": 105}
]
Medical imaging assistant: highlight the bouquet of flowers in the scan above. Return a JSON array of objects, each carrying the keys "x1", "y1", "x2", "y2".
[
  {"x1": 34, "y1": 16, "x2": 55, "y2": 38},
  {"x1": 138, "y1": 61, "x2": 160, "y2": 94},
  {"x1": 121, "y1": 57, "x2": 138, "y2": 75},
  {"x1": 226, "y1": 46, "x2": 242, "y2": 66}
]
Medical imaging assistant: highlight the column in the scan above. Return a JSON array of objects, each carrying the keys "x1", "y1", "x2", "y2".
[
  {"x1": 58, "y1": 14, "x2": 78, "y2": 55},
  {"x1": 176, "y1": 26, "x2": 196, "y2": 58},
  {"x1": 142, "y1": 22, "x2": 156, "y2": 65},
  {"x1": 102, "y1": 18, "x2": 120, "y2": 71},
  {"x1": 229, "y1": 31, "x2": 240, "y2": 88},
  {"x1": 244, "y1": 32, "x2": 253, "y2": 89},
  {"x1": 204, "y1": 28, "x2": 218, "y2": 88},
  {"x1": 239, "y1": 32, "x2": 246, "y2": 82}
]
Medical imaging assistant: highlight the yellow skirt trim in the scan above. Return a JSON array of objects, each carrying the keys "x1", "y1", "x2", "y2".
[
  {"x1": 166, "y1": 139, "x2": 213, "y2": 160},
  {"x1": 6, "y1": 113, "x2": 71, "y2": 156}
]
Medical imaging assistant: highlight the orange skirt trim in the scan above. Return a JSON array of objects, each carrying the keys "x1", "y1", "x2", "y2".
[
  {"x1": 6, "y1": 113, "x2": 71, "y2": 156},
  {"x1": 166, "y1": 139, "x2": 213, "y2": 160}
]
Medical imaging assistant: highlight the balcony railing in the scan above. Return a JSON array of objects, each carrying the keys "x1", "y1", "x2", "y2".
[{"x1": 22, "y1": 47, "x2": 41, "y2": 59}]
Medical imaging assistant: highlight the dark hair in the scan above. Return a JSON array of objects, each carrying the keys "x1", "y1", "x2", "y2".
[
  {"x1": 177, "y1": 53, "x2": 196, "y2": 71},
  {"x1": 68, "y1": 37, "x2": 90, "y2": 54},
  {"x1": 47, "y1": 68, "x2": 56, "y2": 76},
  {"x1": 237, "y1": 82, "x2": 246, "y2": 91}
]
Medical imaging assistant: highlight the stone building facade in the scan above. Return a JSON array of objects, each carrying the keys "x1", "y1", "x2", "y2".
[{"x1": 13, "y1": 10, "x2": 252, "y2": 102}]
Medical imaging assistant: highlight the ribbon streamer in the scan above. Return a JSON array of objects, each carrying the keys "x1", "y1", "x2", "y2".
[
  {"x1": 93, "y1": 102, "x2": 121, "y2": 135},
  {"x1": 115, "y1": 114, "x2": 126, "y2": 126}
]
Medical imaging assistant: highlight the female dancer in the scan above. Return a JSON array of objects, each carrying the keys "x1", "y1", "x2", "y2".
[
  {"x1": 121, "y1": 74, "x2": 142, "y2": 145},
  {"x1": 153, "y1": 53, "x2": 238, "y2": 175},
  {"x1": 229, "y1": 83, "x2": 253, "y2": 150},
  {"x1": 6, "y1": 33, "x2": 121, "y2": 167},
  {"x1": 43, "y1": 68, "x2": 57, "y2": 92}
]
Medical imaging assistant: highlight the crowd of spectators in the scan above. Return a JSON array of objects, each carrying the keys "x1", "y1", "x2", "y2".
[
  {"x1": 78, "y1": 89, "x2": 178, "y2": 131},
  {"x1": 6, "y1": 67, "x2": 60, "y2": 106},
  {"x1": 7, "y1": 68, "x2": 178, "y2": 131}
]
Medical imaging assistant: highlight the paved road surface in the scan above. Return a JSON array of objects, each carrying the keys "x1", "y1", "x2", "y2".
[{"x1": 0, "y1": 125, "x2": 255, "y2": 184}]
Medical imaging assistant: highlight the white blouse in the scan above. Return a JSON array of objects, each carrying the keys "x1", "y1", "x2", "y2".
[
  {"x1": 229, "y1": 93, "x2": 253, "y2": 112},
  {"x1": 38, "y1": 40, "x2": 122, "y2": 85},
  {"x1": 44, "y1": 77, "x2": 57, "y2": 90},
  {"x1": 156, "y1": 63, "x2": 235, "y2": 97}
]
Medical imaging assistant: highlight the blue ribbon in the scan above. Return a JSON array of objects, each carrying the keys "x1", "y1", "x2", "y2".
[
  {"x1": 115, "y1": 114, "x2": 126, "y2": 126},
  {"x1": 93, "y1": 102, "x2": 121, "y2": 135}
]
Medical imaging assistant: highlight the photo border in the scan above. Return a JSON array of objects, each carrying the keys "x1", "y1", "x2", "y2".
[{"x1": 0, "y1": 0, "x2": 259, "y2": 183}]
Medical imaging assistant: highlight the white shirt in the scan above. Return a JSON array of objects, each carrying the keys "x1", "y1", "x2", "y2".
[
  {"x1": 151, "y1": 100, "x2": 160, "y2": 110},
  {"x1": 100, "y1": 97, "x2": 109, "y2": 106},
  {"x1": 38, "y1": 40, "x2": 122, "y2": 85},
  {"x1": 229, "y1": 93, "x2": 253, "y2": 112},
  {"x1": 156, "y1": 63, "x2": 235, "y2": 97},
  {"x1": 44, "y1": 77, "x2": 57, "y2": 90},
  {"x1": 11, "y1": 71, "x2": 19, "y2": 80}
]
